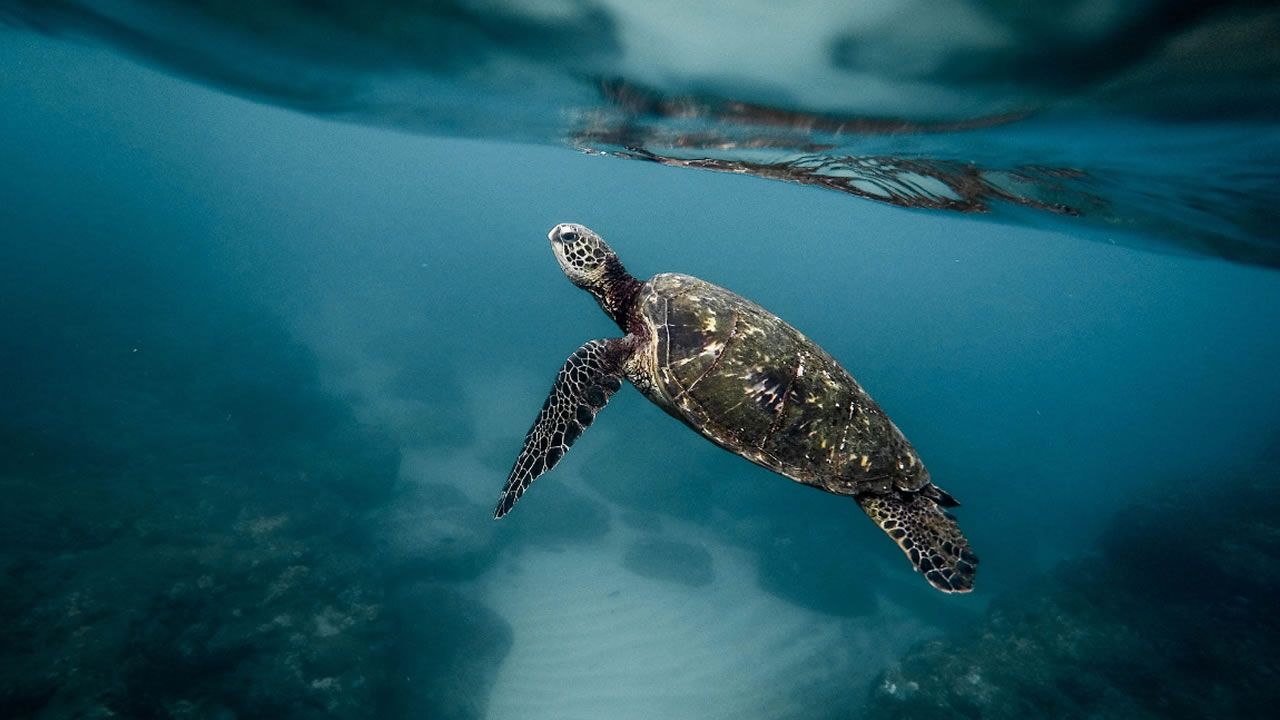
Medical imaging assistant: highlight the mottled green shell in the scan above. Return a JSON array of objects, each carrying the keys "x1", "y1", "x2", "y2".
[{"x1": 639, "y1": 273, "x2": 926, "y2": 495}]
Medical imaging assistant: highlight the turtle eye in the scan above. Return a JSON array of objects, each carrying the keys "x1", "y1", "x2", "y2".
[{"x1": 560, "y1": 231, "x2": 579, "y2": 243}]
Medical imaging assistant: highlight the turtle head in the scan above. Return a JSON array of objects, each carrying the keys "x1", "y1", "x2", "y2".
[
  {"x1": 549, "y1": 223, "x2": 619, "y2": 290},
  {"x1": 548, "y1": 223, "x2": 639, "y2": 327}
]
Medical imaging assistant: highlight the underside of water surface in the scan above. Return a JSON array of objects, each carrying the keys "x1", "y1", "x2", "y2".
[
  {"x1": 3, "y1": 0, "x2": 1279, "y2": 266},
  {"x1": 1, "y1": 3, "x2": 1279, "y2": 720}
]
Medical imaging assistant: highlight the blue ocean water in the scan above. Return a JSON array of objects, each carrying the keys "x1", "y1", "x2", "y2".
[{"x1": 2, "y1": 5, "x2": 1279, "y2": 719}]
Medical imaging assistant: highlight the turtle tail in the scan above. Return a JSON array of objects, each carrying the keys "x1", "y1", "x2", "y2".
[{"x1": 857, "y1": 486, "x2": 978, "y2": 593}]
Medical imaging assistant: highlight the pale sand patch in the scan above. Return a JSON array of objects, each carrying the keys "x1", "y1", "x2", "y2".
[{"x1": 482, "y1": 512, "x2": 935, "y2": 720}]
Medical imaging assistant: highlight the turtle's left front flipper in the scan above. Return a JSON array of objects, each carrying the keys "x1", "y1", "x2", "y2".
[{"x1": 494, "y1": 337, "x2": 630, "y2": 519}]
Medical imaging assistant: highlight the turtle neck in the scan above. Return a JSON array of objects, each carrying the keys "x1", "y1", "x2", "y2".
[{"x1": 590, "y1": 256, "x2": 643, "y2": 331}]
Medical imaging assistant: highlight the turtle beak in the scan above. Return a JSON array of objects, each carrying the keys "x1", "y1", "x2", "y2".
[
  {"x1": 548, "y1": 224, "x2": 569, "y2": 268},
  {"x1": 548, "y1": 223, "x2": 575, "y2": 248}
]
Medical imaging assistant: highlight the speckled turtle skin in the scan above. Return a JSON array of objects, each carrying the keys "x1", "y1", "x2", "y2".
[{"x1": 633, "y1": 273, "x2": 927, "y2": 497}]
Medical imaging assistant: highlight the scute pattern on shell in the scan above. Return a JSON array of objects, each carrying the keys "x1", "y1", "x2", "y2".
[{"x1": 642, "y1": 273, "x2": 925, "y2": 496}]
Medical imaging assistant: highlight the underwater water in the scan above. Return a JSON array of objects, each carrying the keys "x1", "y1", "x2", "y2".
[{"x1": 2, "y1": 4, "x2": 1279, "y2": 719}]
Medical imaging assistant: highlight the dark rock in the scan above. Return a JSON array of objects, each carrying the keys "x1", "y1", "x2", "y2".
[
  {"x1": 385, "y1": 584, "x2": 513, "y2": 720},
  {"x1": 622, "y1": 536, "x2": 715, "y2": 588},
  {"x1": 866, "y1": 464, "x2": 1280, "y2": 720},
  {"x1": 0, "y1": 513, "x2": 393, "y2": 720}
]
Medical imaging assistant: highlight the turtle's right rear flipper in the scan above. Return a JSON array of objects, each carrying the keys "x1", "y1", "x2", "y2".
[{"x1": 858, "y1": 488, "x2": 978, "y2": 593}]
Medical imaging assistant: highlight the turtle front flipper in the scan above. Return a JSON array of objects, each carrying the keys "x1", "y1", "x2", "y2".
[
  {"x1": 494, "y1": 337, "x2": 631, "y2": 519},
  {"x1": 857, "y1": 488, "x2": 979, "y2": 593}
]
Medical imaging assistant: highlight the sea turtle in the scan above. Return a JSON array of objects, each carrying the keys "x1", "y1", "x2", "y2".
[{"x1": 494, "y1": 223, "x2": 977, "y2": 593}]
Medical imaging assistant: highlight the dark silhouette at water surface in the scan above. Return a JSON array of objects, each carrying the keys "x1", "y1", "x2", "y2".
[{"x1": 3, "y1": 0, "x2": 1278, "y2": 266}]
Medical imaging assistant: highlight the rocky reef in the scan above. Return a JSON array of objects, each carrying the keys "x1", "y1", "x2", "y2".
[
  {"x1": 0, "y1": 246, "x2": 514, "y2": 718},
  {"x1": 866, "y1": 446, "x2": 1280, "y2": 720},
  {"x1": 385, "y1": 583, "x2": 513, "y2": 720}
]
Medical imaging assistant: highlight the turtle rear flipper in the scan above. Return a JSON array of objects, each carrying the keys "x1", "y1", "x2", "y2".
[
  {"x1": 858, "y1": 489, "x2": 978, "y2": 593},
  {"x1": 494, "y1": 337, "x2": 632, "y2": 519}
]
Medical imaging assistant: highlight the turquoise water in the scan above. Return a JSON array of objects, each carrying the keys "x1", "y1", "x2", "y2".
[{"x1": 2, "y1": 6, "x2": 1280, "y2": 719}]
